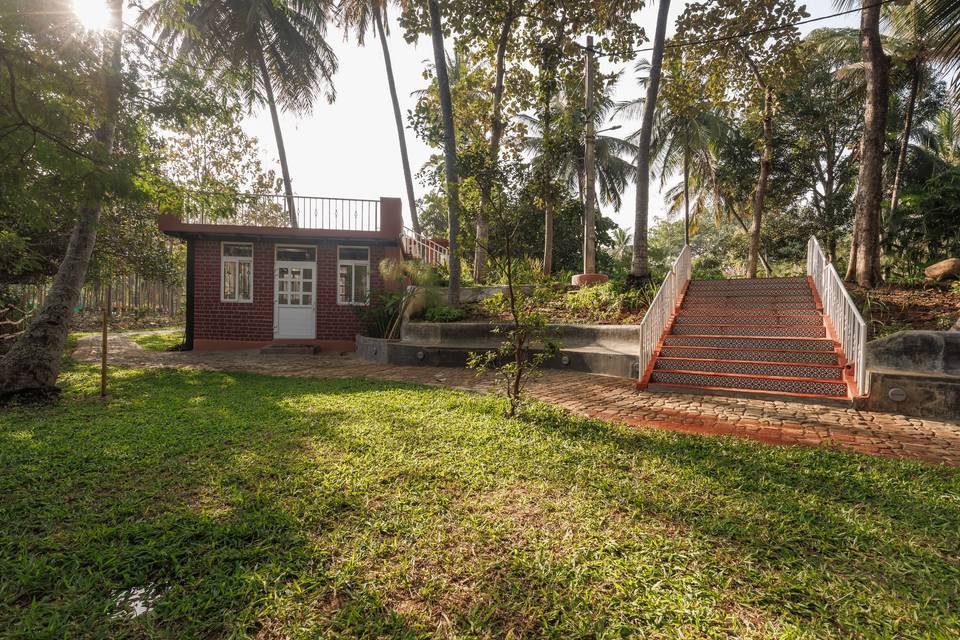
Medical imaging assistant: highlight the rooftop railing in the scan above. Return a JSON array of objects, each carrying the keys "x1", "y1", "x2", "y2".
[{"x1": 178, "y1": 191, "x2": 382, "y2": 232}]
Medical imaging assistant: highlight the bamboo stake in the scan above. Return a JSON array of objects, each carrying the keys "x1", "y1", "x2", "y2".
[{"x1": 100, "y1": 281, "x2": 110, "y2": 398}]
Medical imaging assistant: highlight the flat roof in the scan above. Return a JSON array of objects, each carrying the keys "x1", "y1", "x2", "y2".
[{"x1": 157, "y1": 215, "x2": 400, "y2": 245}]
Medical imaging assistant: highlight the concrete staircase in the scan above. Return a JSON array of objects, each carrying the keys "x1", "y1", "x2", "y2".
[{"x1": 642, "y1": 277, "x2": 855, "y2": 402}]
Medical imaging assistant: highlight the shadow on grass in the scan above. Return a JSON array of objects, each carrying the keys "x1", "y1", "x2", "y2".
[{"x1": 1, "y1": 365, "x2": 957, "y2": 637}]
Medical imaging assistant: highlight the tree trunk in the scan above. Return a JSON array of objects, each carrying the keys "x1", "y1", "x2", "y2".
[
  {"x1": 0, "y1": 0, "x2": 123, "y2": 397},
  {"x1": 631, "y1": 0, "x2": 670, "y2": 278},
  {"x1": 543, "y1": 197, "x2": 554, "y2": 275},
  {"x1": 474, "y1": 7, "x2": 514, "y2": 283},
  {"x1": 582, "y1": 36, "x2": 597, "y2": 275},
  {"x1": 540, "y1": 56, "x2": 555, "y2": 276},
  {"x1": 374, "y1": 5, "x2": 419, "y2": 234},
  {"x1": 428, "y1": 0, "x2": 460, "y2": 304},
  {"x1": 746, "y1": 86, "x2": 773, "y2": 278},
  {"x1": 849, "y1": 0, "x2": 891, "y2": 287},
  {"x1": 257, "y1": 47, "x2": 298, "y2": 228},
  {"x1": 888, "y1": 59, "x2": 920, "y2": 225}
]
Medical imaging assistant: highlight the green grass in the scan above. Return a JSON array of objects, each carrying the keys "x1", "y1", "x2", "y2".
[
  {"x1": 1, "y1": 366, "x2": 958, "y2": 638},
  {"x1": 127, "y1": 331, "x2": 184, "y2": 352}
]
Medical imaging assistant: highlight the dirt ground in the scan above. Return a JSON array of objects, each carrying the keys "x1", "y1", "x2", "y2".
[{"x1": 848, "y1": 283, "x2": 960, "y2": 338}]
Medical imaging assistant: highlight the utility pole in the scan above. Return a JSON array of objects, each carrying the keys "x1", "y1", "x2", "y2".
[{"x1": 582, "y1": 35, "x2": 597, "y2": 275}]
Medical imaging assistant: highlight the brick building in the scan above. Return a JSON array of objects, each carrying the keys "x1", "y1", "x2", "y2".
[{"x1": 159, "y1": 196, "x2": 421, "y2": 351}]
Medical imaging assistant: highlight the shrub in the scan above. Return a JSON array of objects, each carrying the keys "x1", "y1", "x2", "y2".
[
  {"x1": 357, "y1": 291, "x2": 403, "y2": 338},
  {"x1": 423, "y1": 304, "x2": 467, "y2": 323},
  {"x1": 562, "y1": 280, "x2": 657, "y2": 322}
]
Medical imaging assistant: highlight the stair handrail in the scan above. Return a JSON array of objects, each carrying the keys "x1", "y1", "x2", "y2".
[
  {"x1": 638, "y1": 244, "x2": 692, "y2": 381},
  {"x1": 401, "y1": 227, "x2": 449, "y2": 266},
  {"x1": 806, "y1": 236, "x2": 869, "y2": 395}
]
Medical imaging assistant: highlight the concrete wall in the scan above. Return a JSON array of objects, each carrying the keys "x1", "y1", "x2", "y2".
[{"x1": 859, "y1": 331, "x2": 960, "y2": 419}]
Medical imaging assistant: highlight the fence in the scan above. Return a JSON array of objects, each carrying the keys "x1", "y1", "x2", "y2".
[
  {"x1": 638, "y1": 244, "x2": 692, "y2": 382},
  {"x1": 178, "y1": 191, "x2": 382, "y2": 232},
  {"x1": 13, "y1": 275, "x2": 183, "y2": 319},
  {"x1": 806, "y1": 236, "x2": 869, "y2": 396}
]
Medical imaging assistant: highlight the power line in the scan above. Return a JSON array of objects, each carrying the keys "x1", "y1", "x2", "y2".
[{"x1": 576, "y1": 0, "x2": 900, "y2": 58}]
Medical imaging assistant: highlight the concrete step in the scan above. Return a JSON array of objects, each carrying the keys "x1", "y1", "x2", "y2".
[
  {"x1": 658, "y1": 345, "x2": 841, "y2": 365},
  {"x1": 648, "y1": 369, "x2": 849, "y2": 397},
  {"x1": 654, "y1": 357, "x2": 844, "y2": 380},
  {"x1": 259, "y1": 344, "x2": 320, "y2": 355},
  {"x1": 663, "y1": 335, "x2": 837, "y2": 352},
  {"x1": 670, "y1": 324, "x2": 827, "y2": 338},
  {"x1": 358, "y1": 336, "x2": 639, "y2": 378},
  {"x1": 673, "y1": 314, "x2": 823, "y2": 326}
]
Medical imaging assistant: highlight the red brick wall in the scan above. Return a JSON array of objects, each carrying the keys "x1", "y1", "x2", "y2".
[
  {"x1": 193, "y1": 239, "x2": 390, "y2": 344},
  {"x1": 194, "y1": 240, "x2": 275, "y2": 342},
  {"x1": 314, "y1": 243, "x2": 388, "y2": 341}
]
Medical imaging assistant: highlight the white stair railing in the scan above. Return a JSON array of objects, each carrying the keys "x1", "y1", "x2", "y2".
[
  {"x1": 638, "y1": 244, "x2": 692, "y2": 382},
  {"x1": 401, "y1": 227, "x2": 449, "y2": 266},
  {"x1": 806, "y1": 236, "x2": 869, "y2": 396}
]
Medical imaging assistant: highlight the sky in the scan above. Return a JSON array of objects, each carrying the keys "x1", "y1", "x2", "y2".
[{"x1": 242, "y1": 1, "x2": 861, "y2": 234}]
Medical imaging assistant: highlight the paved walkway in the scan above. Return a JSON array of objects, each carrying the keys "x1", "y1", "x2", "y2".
[{"x1": 75, "y1": 335, "x2": 960, "y2": 466}]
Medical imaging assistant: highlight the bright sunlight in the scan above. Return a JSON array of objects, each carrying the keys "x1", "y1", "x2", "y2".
[{"x1": 72, "y1": 0, "x2": 112, "y2": 31}]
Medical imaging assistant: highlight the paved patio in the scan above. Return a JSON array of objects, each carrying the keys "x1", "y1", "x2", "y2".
[{"x1": 75, "y1": 334, "x2": 960, "y2": 466}]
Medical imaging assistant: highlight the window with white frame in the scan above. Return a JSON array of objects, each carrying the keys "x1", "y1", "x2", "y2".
[
  {"x1": 221, "y1": 242, "x2": 253, "y2": 302},
  {"x1": 337, "y1": 246, "x2": 370, "y2": 305}
]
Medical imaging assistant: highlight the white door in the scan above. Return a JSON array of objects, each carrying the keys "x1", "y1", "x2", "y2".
[{"x1": 274, "y1": 254, "x2": 316, "y2": 339}]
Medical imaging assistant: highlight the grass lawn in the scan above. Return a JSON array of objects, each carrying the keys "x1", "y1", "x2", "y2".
[
  {"x1": 1, "y1": 365, "x2": 958, "y2": 638},
  {"x1": 127, "y1": 330, "x2": 185, "y2": 352}
]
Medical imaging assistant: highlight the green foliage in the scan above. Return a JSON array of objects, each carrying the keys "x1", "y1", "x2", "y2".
[
  {"x1": 423, "y1": 304, "x2": 467, "y2": 323},
  {"x1": 466, "y1": 289, "x2": 559, "y2": 417},
  {"x1": 562, "y1": 280, "x2": 657, "y2": 322},
  {"x1": 889, "y1": 168, "x2": 960, "y2": 265},
  {"x1": 356, "y1": 290, "x2": 404, "y2": 339},
  {"x1": 486, "y1": 256, "x2": 546, "y2": 285}
]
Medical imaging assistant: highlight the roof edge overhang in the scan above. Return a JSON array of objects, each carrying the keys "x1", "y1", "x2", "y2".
[{"x1": 157, "y1": 215, "x2": 400, "y2": 245}]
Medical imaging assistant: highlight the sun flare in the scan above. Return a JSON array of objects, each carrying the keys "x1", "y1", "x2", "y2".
[{"x1": 72, "y1": 0, "x2": 112, "y2": 31}]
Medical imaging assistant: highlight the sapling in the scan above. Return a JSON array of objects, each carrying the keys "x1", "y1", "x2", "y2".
[{"x1": 466, "y1": 163, "x2": 559, "y2": 417}]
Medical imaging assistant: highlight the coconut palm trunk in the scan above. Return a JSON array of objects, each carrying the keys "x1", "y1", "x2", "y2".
[
  {"x1": 427, "y1": 0, "x2": 460, "y2": 304},
  {"x1": 256, "y1": 47, "x2": 298, "y2": 228},
  {"x1": 888, "y1": 59, "x2": 920, "y2": 223},
  {"x1": 0, "y1": 0, "x2": 124, "y2": 397},
  {"x1": 746, "y1": 86, "x2": 773, "y2": 278},
  {"x1": 474, "y1": 8, "x2": 514, "y2": 282},
  {"x1": 373, "y1": 4, "x2": 419, "y2": 233},
  {"x1": 631, "y1": 0, "x2": 670, "y2": 279},
  {"x1": 847, "y1": 0, "x2": 890, "y2": 287}
]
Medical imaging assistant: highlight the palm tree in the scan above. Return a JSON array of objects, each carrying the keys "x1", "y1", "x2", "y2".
[
  {"x1": 915, "y1": 100, "x2": 960, "y2": 168},
  {"x1": 913, "y1": 0, "x2": 960, "y2": 86},
  {"x1": 520, "y1": 77, "x2": 637, "y2": 211},
  {"x1": 632, "y1": 0, "x2": 671, "y2": 281},
  {"x1": 338, "y1": 0, "x2": 419, "y2": 232},
  {"x1": 427, "y1": 0, "x2": 461, "y2": 304},
  {"x1": 618, "y1": 56, "x2": 725, "y2": 246},
  {"x1": 144, "y1": 0, "x2": 338, "y2": 228},
  {"x1": 609, "y1": 227, "x2": 633, "y2": 266},
  {"x1": 844, "y1": 0, "x2": 891, "y2": 286}
]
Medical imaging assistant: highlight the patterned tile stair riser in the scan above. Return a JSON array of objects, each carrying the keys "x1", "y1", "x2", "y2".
[
  {"x1": 670, "y1": 325, "x2": 827, "y2": 337},
  {"x1": 672, "y1": 315, "x2": 824, "y2": 326},
  {"x1": 643, "y1": 277, "x2": 857, "y2": 402}
]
